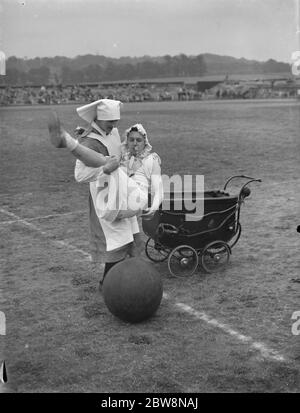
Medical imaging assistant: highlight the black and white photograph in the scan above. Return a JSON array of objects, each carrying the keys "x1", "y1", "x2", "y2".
[{"x1": 0, "y1": 0, "x2": 299, "y2": 397}]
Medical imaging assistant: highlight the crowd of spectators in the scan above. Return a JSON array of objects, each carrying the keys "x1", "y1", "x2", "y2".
[
  {"x1": 0, "y1": 80, "x2": 297, "y2": 106},
  {"x1": 209, "y1": 81, "x2": 297, "y2": 99},
  {"x1": 0, "y1": 83, "x2": 202, "y2": 106}
]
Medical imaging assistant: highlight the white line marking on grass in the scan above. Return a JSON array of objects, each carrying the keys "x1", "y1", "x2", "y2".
[
  {"x1": 0, "y1": 208, "x2": 91, "y2": 261},
  {"x1": 0, "y1": 210, "x2": 85, "y2": 226},
  {"x1": 168, "y1": 299, "x2": 286, "y2": 363}
]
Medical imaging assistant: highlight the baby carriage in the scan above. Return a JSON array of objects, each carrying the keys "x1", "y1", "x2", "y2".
[{"x1": 142, "y1": 175, "x2": 261, "y2": 277}]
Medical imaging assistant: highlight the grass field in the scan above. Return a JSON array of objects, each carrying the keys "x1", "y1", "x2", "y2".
[{"x1": 0, "y1": 100, "x2": 299, "y2": 393}]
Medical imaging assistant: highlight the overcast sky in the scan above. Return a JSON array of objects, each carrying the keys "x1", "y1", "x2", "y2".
[{"x1": 0, "y1": 0, "x2": 298, "y2": 62}]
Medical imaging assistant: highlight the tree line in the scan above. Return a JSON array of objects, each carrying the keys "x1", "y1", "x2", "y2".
[
  {"x1": 1, "y1": 54, "x2": 207, "y2": 86},
  {"x1": 0, "y1": 53, "x2": 290, "y2": 86}
]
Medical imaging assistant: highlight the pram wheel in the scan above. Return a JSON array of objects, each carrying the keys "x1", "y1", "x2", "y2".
[
  {"x1": 168, "y1": 245, "x2": 199, "y2": 277},
  {"x1": 201, "y1": 241, "x2": 230, "y2": 273},
  {"x1": 145, "y1": 237, "x2": 169, "y2": 262}
]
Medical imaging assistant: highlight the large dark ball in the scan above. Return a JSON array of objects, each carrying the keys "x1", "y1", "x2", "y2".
[{"x1": 102, "y1": 258, "x2": 163, "y2": 323}]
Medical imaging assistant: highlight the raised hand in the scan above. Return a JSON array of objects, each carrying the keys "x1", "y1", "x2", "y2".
[{"x1": 47, "y1": 111, "x2": 66, "y2": 148}]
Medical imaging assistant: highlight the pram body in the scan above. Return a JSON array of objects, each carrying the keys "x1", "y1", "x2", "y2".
[{"x1": 142, "y1": 175, "x2": 261, "y2": 276}]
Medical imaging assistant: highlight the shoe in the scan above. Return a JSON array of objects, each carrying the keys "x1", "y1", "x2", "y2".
[{"x1": 47, "y1": 111, "x2": 66, "y2": 148}]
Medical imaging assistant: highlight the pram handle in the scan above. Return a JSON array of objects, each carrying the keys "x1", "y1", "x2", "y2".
[
  {"x1": 238, "y1": 179, "x2": 262, "y2": 200},
  {"x1": 234, "y1": 178, "x2": 262, "y2": 225},
  {"x1": 223, "y1": 175, "x2": 262, "y2": 191}
]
